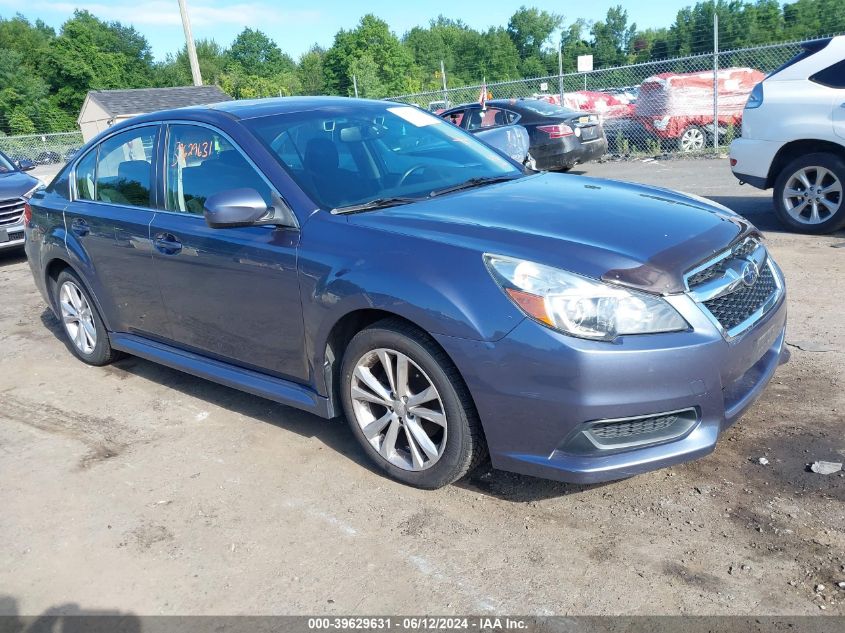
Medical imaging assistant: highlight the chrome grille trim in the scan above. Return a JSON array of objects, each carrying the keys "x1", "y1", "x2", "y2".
[
  {"x1": 684, "y1": 236, "x2": 784, "y2": 340},
  {"x1": 0, "y1": 197, "x2": 25, "y2": 227}
]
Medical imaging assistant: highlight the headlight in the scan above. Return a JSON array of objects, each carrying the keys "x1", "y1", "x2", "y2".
[{"x1": 484, "y1": 254, "x2": 688, "y2": 341}]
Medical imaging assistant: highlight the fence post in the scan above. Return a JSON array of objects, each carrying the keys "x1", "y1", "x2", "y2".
[
  {"x1": 440, "y1": 60, "x2": 448, "y2": 107},
  {"x1": 713, "y1": 13, "x2": 720, "y2": 154},
  {"x1": 558, "y1": 41, "x2": 564, "y2": 106}
]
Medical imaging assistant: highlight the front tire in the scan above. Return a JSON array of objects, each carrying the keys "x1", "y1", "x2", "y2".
[
  {"x1": 773, "y1": 153, "x2": 845, "y2": 234},
  {"x1": 677, "y1": 126, "x2": 706, "y2": 153},
  {"x1": 339, "y1": 319, "x2": 486, "y2": 489},
  {"x1": 54, "y1": 269, "x2": 120, "y2": 366}
]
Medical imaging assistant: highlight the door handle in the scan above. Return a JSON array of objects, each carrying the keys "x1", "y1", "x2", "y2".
[
  {"x1": 70, "y1": 218, "x2": 89, "y2": 237},
  {"x1": 154, "y1": 232, "x2": 183, "y2": 255}
]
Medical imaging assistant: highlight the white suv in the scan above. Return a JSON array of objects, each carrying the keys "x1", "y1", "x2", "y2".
[{"x1": 730, "y1": 36, "x2": 845, "y2": 234}]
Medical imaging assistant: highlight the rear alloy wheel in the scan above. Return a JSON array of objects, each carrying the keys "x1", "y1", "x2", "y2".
[
  {"x1": 678, "y1": 126, "x2": 706, "y2": 153},
  {"x1": 774, "y1": 153, "x2": 845, "y2": 234},
  {"x1": 54, "y1": 269, "x2": 120, "y2": 366},
  {"x1": 340, "y1": 319, "x2": 486, "y2": 488}
]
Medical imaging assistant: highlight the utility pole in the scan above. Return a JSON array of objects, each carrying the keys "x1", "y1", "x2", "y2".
[
  {"x1": 558, "y1": 40, "x2": 564, "y2": 106},
  {"x1": 713, "y1": 12, "x2": 719, "y2": 154},
  {"x1": 178, "y1": 0, "x2": 203, "y2": 86},
  {"x1": 353, "y1": 75, "x2": 359, "y2": 98},
  {"x1": 440, "y1": 60, "x2": 448, "y2": 107}
]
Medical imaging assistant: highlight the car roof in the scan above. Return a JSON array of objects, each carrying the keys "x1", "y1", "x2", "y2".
[{"x1": 106, "y1": 96, "x2": 397, "y2": 131}]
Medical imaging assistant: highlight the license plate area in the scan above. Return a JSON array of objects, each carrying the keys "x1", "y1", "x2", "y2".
[{"x1": 0, "y1": 229, "x2": 8, "y2": 243}]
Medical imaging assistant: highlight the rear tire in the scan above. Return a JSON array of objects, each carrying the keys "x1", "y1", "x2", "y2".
[
  {"x1": 773, "y1": 152, "x2": 845, "y2": 234},
  {"x1": 53, "y1": 269, "x2": 120, "y2": 366},
  {"x1": 339, "y1": 319, "x2": 486, "y2": 489}
]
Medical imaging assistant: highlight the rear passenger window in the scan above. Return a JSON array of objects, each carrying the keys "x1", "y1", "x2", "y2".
[
  {"x1": 165, "y1": 124, "x2": 271, "y2": 214},
  {"x1": 75, "y1": 148, "x2": 97, "y2": 201},
  {"x1": 810, "y1": 60, "x2": 845, "y2": 89},
  {"x1": 95, "y1": 128, "x2": 156, "y2": 207}
]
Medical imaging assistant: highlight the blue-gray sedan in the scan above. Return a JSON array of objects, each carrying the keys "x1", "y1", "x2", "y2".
[{"x1": 25, "y1": 97, "x2": 787, "y2": 488}]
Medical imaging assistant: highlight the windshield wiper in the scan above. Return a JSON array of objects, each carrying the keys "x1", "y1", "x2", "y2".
[
  {"x1": 428, "y1": 175, "x2": 520, "y2": 198},
  {"x1": 332, "y1": 196, "x2": 421, "y2": 214}
]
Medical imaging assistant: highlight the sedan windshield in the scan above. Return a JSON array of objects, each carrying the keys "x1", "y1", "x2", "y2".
[
  {"x1": 517, "y1": 100, "x2": 579, "y2": 117},
  {"x1": 244, "y1": 103, "x2": 522, "y2": 210}
]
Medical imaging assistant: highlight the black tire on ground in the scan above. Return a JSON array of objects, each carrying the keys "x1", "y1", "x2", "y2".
[
  {"x1": 339, "y1": 318, "x2": 487, "y2": 489},
  {"x1": 53, "y1": 269, "x2": 121, "y2": 366},
  {"x1": 772, "y1": 152, "x2": 845, "y2": 235}
]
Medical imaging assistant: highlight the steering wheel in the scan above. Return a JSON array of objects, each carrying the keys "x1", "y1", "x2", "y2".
[{"x1": 397, "y1": 165, "x2": 426, "y2": 188}]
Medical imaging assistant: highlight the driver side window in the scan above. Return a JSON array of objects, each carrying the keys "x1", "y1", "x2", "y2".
[{"x1": 165, "y1": 124, "x2": 271, "y2": 215}]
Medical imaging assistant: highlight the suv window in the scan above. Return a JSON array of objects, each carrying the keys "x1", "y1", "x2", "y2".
[
  {"x1": 165, "y1": 124, "x2": 272, "y2": 214},
  {"x1": 95, "y1": 127, "x2": 156, "y2": 207},
  {"x1": 810, "y1": 60, "x2": 845, "y2": 89},
  {"x1": 75, "y1": 148, "x2": 97, "y2": 201}
]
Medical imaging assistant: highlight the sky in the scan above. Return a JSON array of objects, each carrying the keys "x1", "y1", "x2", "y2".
[{"x1": 1, "y1": 0, "x2": 691, "y2": 61}]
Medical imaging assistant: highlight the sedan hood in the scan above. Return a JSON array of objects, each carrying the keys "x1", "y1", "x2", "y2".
[
  {"x1": 349, "y1": 173, "x2": 753, "y2": 294},
  {"x1": 0, "y1": 170, "x2": 40, "y2": 198}
]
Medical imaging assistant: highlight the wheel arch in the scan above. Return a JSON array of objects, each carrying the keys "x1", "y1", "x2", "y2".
[
  {"x1": 320, "y1": 308, "x2": 480, "y2": 425},
  {"x1": 767, "y1": 140, "x2": 845, "y2": 188},
  {"x1": 43, "y1": 256, "x2": 114, "y2": 331}
]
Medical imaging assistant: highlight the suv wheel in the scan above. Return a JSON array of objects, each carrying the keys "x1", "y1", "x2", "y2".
[
  {"x1": 54, "y1": 269, "x2": 120, "y2": 366},
  {"x1": 678, "y1": 126, "x2": 706, "y2": 153},
  {"x1": 339, "y1": 319, "x2": 486, "y2": 489},
  {"x1": 773, "y1": 153, "x2": 845, "y2": 234}
]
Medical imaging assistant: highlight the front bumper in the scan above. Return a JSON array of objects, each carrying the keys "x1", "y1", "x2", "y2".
[
  {"x1": 435, "y1": 281, "x2": 787, "y2": 484},
  {"x1": 0, "y1": 220, "x2": 25, "y2": 250}
]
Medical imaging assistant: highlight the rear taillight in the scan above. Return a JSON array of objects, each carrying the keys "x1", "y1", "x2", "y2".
[
  {"x1": 537, "y1": 124, "x2": 575, "y2": 139},
  {"x1": 23, "y1": 201, "x2": 32, "y2": 226}
]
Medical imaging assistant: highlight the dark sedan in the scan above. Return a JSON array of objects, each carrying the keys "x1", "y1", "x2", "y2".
[
  {"x1": 26, "y1": 97, "x2": 786, "y2": 489},
  {"x1": 440, "y1": 98, "x2": 608, "y2": 171},
  {"x1": 0, "y1": 150, "x2": 39, "y2": 252}
]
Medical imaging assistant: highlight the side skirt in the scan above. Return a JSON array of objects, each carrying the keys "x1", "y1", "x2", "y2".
[{"x1": 110, "y1": 333, "x2": 334, "y2": 419}]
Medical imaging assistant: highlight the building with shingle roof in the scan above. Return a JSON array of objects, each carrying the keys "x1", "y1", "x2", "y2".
[{"x1": 78, "y1": 86, "x2": 231, "y2": 142}]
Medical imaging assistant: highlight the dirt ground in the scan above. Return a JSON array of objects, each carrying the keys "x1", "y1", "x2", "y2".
[{"x1": 1, "y1": 158, "x2": 843, "y2": 617}]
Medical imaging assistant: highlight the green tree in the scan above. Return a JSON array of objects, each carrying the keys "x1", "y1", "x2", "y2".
[
  {"x1": 228, "y1": 28, "x2": 295, "y2": 77},
  {"x1": 323, "y1": 15, "x2": 415, "y2": 97},
  {"x1": 155, "y1": 39, "x2": 228, "y2": 87},
  {"x1": 8, "y1": 108, "x2": 36, "y2": 135},
  {"x1": 298, "y1": 46, "x2": 328, "y2": 95},
  {"x1": 507, "y1": 6, "x2": 563, "y2": 60},
  {"x1": 591, "y1": 6, "x2": 637, "y2": 67}
]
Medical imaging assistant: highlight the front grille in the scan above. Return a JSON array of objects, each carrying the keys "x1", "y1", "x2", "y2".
[
  {"x1": 0, "y1": 197, "x2": 25, "y2": 228},
  {"x1": 703, "y1": 263, "x2": 777, "y2": 331},
  {"x1": 590, "y1": 413, "x2": 679, "y2": 440},
  {"x1": 687, "y1": 237, "x2": 759, "y2": 287},
  {"x1": 686, "y1": 237, "x2": 781, "y2": 337}
]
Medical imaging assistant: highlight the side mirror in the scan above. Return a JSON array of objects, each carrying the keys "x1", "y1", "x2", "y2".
[
  {"x1": 204, "y1": 188, "x2": 271, "y2": 228},
  {"x1": 17, "y1": 159, "x2": 35, "y2": 172}
]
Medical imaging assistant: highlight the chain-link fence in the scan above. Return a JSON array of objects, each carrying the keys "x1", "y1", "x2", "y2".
[
  {"x1": 386, "y1": 37, "x2": 829, "y2": 158},
  {"x1": 0, "y1": 131, "x2": 84, "y2": 166}
]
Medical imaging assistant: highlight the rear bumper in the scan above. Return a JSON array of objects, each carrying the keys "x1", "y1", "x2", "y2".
[
  {"x1": 729, "y1": 138, "x2": 781, "y2": 189},
  {"x1": 436, "y1": 284, "x2": 787, "y2": 484},
  {"x1": 0, "y1": 220, "x2": 25, "y2": 250},
  {"x1": 534, "y1": 136, "x2": 608, "y2": 170}
]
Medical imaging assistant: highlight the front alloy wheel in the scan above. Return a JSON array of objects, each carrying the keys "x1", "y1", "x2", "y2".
[
  {"x1": 350, "y1": 349, "x2": 447, "y2": 471},
  {"x1": 340, "y1": 319, "x2": 486, "y2": 488}
]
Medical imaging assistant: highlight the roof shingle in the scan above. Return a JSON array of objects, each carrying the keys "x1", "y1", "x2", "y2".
[{"x1": 86, "y1": 86, "x2": 231, "y2": 116}]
